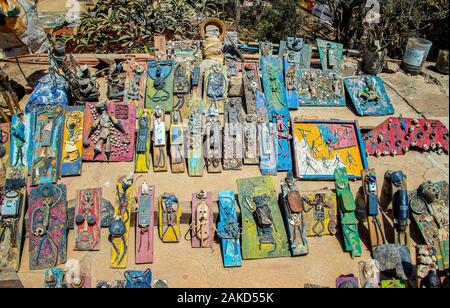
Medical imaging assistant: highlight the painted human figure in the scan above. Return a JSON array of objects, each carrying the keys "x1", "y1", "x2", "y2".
[
  {"x1": 11, "y1": 116, "x2": 26, "y2": 167},
  {"x1": 303, "y1": 193, "x2": 337, "y2": 236},
  {"x1": 274, "y1": 114, "x2": 292, "y2": 158},
  {"x1": 83, "y1": 102, "x2": 127, "y2": 161}
]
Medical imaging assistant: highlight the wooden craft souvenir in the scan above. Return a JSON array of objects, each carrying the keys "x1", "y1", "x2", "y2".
[
  {"x1": 292, "y1": 119, "x2": 368, "y2": 180},
  {"x1": 203, "y1": 63, "x2": 228, "y2": 114},
  {"x1": 364, "y1": 117, "x2": 449, "y2": 157},
  {"x1": 361, "y1": 169, "x2": 387, "y2": 253},
  {"x1": 10, "y1": 113, "x2": 34, "y2": 173},
  {"x1": 169, "y1": 110, "x2": 185, "y2": 173},
  {"x1": 158, "y1": 193, "x2": 181, "y2": 243},
  {"x1": 74, "y1": 188, "x2": 101, "y2": 251},
  {"x1": 123, "y1": 59, "x2": 147, "y2": 106},
  {"x1": 317, "y1": 39, "x2": 344, "y2": 70},
  {"x1": 236, "y1": 176, "x2": 290, "y2": 260},
  {"x1": 0, "y1": 123, "x2": 10, "y2": 188},
  {"x1": 335, "y1": 167, "x2": 362, "y2": 258},
  {"x1": 188, "y1": 191, "x2": 214, "y2": 248},
  {"x1": 416, "y1": 245, "x2": 446, "y2": 288},
  {"x1": 135, "y1": 108, "x2": 151, "y2": 173},
  {"x1": 302, "y1": 191, "x2": 338, "y2": 237},
  {"x1": 152, "y1": 106, "x2": 167, "y2": 172},
  {"x1": 217, "y1": 190, "x2": 242, "y2": 267},
  {"x1": 243, "y1": 114, "x2": 259, "y2": 165},
  {"x1": 44, "y1": 268, "x2": 66, "y2": 288},
  {"x1": 204, "y1": 106, "x2": 222, "y2": 173},
  {"x1": 0, "y1": 168, "x2": 27, "y2": 271},
  {"x1": 260, "y1": 56, "x2": 289, "y2": 118},
  {"x1": 145, "y1": 60, "x2": 175, "y2": 112},
  {"x1": 297, "y1": 69, "x2": 345, "y2": 107},
  {"x1": 272, "y1": 112, "x2": 292, "y2": 172},
  {"x1": 173, "y1": 61, "x2": 191, "y2": 111},
  {"x1": 30, "y1": 106, "x2": 64, "y2": 186},
  {"x1": 167, "y1": 40, "x2": 202, "y2": 64},
  {"x1": 201, "y1": 18, "x2": 225, "y2": 64},
  {"x1": 82, "y1": 102, "x2": 136, "y2": 162},
  {"x1": 96, "y1": 280, "x2": 125, "y2": 288},
  {"x1": 242, "y1": 62, "x2": 262, "y2": 115},
  {"x1": 285, "y1": 36, "x2": 312, "y2": 69},
  {"x1": 336, "y1": 275, "x2": 360, "y2": 288},
  {"x1": 280, "y1": 176, "x2": 309, "y2": 256},
  {"x1": 109, "y1": 175, "x2": 133, "y2": 269},
  {"x1": 259, "y1": 41, "x2": 273, "y2": 57},
  {"x1": 381, "y1": 279, "x2": 408, "y2": 288},
  {"x1": 136, "y1": 182, "x2": 155, "y2": 264},
  {"x1": 186, "y1": 107, "x2": 204, "y2": 177},
  {"x1": 154, "y1": 35, "x2": 167, "y2": 60},
  {"x1": 223, "y1": 98, "x2": 244, "y2": 170},
  {"x1": 107, "y1": 62, "x2": 127, "y2": 101},
  {"x1": 125, "y1": 269, "x2": 152, "y2": 288},
  {"x1": 381, "y1": 171, "x2": 411, "y2": 248},
  {"x1": 358, "y1": 260, "x2": 381, "y2": 288},
  {"x1": 28, "y1": 184, "x2": 67, "y2": 270},
  {"x1": 344, "y1": 75, "x2": 394, "y2": 116},
  {"x1": 256, "y1": 92, "x2": 277, "y2": 176},
  {"x1": 61, "y1": 106, "x2": 84, "y2": 177},
  {"x1": 408, "y1": 181, "x2": 448, "y2": 246}
]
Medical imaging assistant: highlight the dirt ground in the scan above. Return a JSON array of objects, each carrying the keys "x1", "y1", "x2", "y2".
[{"x1": 0, "y1": 2, "x2": 448, "y2": 288}]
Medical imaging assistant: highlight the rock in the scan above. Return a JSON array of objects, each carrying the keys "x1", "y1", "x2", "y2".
[
  {"x1": 373, "y1": 244, "x2": 413, "y2": 280},
  {"x1": 384, "y1": 61, "x2": 400, "y2": 74}
]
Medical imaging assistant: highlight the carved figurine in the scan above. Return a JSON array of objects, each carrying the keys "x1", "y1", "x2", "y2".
[
  {"x1": 217, "y1": 190, "x2": 242, "y2": 267},
  {"x1": 335, "y1": 167, "x2": 362, "y2": 257},
  {"x1": 152, "y1": 106, "x2": 167, "y2": 172},
  {"x1": 83, "y1": 102, "x2": 135, "y2": 162},
  {"x1": 280, "y1": 176, "x2": 309, "y2": 256},
  {"x1": 109, "y1": 175, "x2": 133, "y2": 269},
  {"x1": 201, "y1": 18, "x2": 225, "y2": 65},
  {"x1": 169, "y1": 110, "x2": 185, "y2": 173},
  {"x1": 158, "y1": 193, "x2": 181, "y2": 243},
  {"x1": 135, "y1": 109, "x2": 151, "y2": 173},
  {"x1": 187, "y1": 191, "x2": 213, "y2": 248},
  {"x1": 136, "y1": 182, "x2": 155, "y2": 264}
]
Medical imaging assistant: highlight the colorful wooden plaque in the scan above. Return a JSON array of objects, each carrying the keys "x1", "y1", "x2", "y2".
[
  {"x1": 361, "y1": 169, "x2": 387, "y2": 253},
  {"x1": 190, "y1": 191, "x2": 214, "y2": 248},
  {"x1": 30, "y1": 106, "x2": 64, "y2": 186},
  {"x1": 62, "y1": 106, "x2": 84, "y2": 177},
  {"x1": 152, "y1": 107, "x2": 167, "y2": 172},
  {"x1": 125, "y1": 269, "x2": 152, "y2": 288},
  {"x1": 302, "y1": 191, "x2": 338, "y2": 237},
  {"x1": 0, "y1": 169, "x2": 27, "y2": 271},
  {"x1": 344, "y1": 75, "x2": 394, "y2": 116},
  {"x1": 204, "y1": 63, "x2": 228, "y2": 114},
  {"x1": 83, "y1": 102, "x2": 136, "y2": 162},
  {"x1": 364, "y1": 117, "x2": 449, "y2": 157},
  {"x1": 186, "y1": 108, "x2": 204, "y2": 177},
  {"x1": 136, "y1": 182, "x2": 155, "y2": 264},
  {"x1": 173, "y1": 61, "x2": 191, "y2": 112},
  {"x1": 204, "y1": 107, "x2": 222, "y2": 173},
  {"x1": 74, "y1": 188, "x2": 101, "y2": 251},
  {"x1": 223, "y1": 98, "x2": 244, "y2": 170},
  {"x1": 317, "y1": 39, "x2": 344, "y2": 70},
  {"x1": 135, "y1": 108, "x2": 151, "y2": 173},
  {"x1": 256, "y1": 92, "x2": 277, "y2": 176},
  {"x1": 28, "y1": 184, "x2": 67, "y2": 270},
  {"x1": 280, "y1": 177, "x2": 309, "y2": 256},
  {"x1": 408, "y1": 181, "x2": 448, "y2": 246},
  {"x1": 124, "y1": 59, "x2": 147, "y2": 107},
  {"x1": 242, "y1": 62, "x2": 262, "y2": 115},
  {"x1": 285, "y1": 36, "x2": 312, "y2": 69},
  {"x1": 145, "y1": 60, "x2": 175, "y2": 112},
  {"x1": 335, "y1": 167, "x2": 362, "y2": 258},
  {"x1": 272, "y1": 112, "x2": 292, "y2": 172},
  {"x1": 260, "y1": 56, "x2": 289, "y2": 118},
  {"x1": 297, "y1": 69, "x2": 345, "y2": 107},
  {"x1": 109, "y1": 176, "x2": 133, "y2": 269},
  {"x1": 243, "y1": 115, "x2": 259, "y2": 165},
  {"x1": 284, "y1": 57, "x2": 300, "y2": 110},
  {"x1": 236, "y1": 176, "x2": 290, "y2": 260},
  {"x1": 0, "y1": 123, "x2": 10, "y2": 188},
  {"x1": 259, "y1": 41, "x2": 274, "y2": 57},
  {"x1": 158, "y1": 193, "x2": 181, "y2": 243},
  {"x1": 217, "y1": 190, "x2": 242, "y2": 267},
  {"x1": 169, "y1": 110, "x2": 185, "y2": 173},
  {"x1": 292, "y1": 119, "x2": 368, "y2": 180},
  {"x1": 10, "y1": 113, "x2": 34, "y2": 173}
]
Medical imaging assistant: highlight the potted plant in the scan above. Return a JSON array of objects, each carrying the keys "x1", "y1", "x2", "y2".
[{"x1": 362, "y1": 24, "x2": 388, "y2": 75}]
